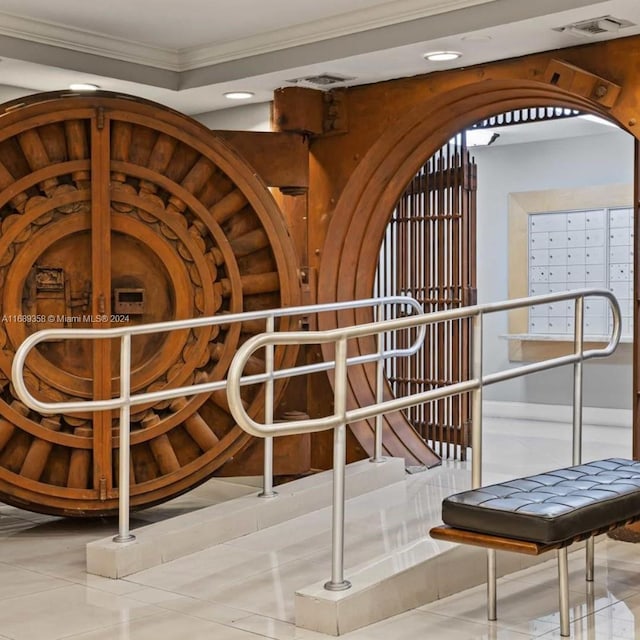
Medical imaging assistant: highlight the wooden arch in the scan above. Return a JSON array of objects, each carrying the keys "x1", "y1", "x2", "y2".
[{"x1": 317, "y1": 77, "x2": 633, "y2": 466}]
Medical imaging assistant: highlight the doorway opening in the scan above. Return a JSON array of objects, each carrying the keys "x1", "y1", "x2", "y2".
[{"x1": 375, "y1": 106, "x2": 634, "y2": 461}]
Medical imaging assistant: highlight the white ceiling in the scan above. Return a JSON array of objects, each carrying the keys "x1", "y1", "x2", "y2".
[
  {"x1": 0, "y1": 0, "x2": 638, "y2": 115},
  {"x1": 484, "y1": 114, "x2": 623, "y2": 146}
]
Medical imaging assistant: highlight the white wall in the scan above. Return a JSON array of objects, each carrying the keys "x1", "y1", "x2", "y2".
[
  {"x1": 193, "y1": 102, "x2": 272, "y2": 131},
  {"x1": 473, "y1": 129, "x2": 634, "y2": 409}
]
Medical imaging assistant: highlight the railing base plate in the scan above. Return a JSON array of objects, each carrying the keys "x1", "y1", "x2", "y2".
[
  {"x1": 112, "y1": 534, "x2": 136, "y2": 544},
  {"x1": 324, "y1": 579, "x2": 352, "y2": 591}
]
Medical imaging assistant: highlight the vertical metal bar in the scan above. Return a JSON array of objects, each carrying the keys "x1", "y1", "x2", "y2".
[
  {"x1": 113, "y1": 333, "x2": 134, "y2": 543},
  {"x1": 452, "y1": 145, "x2": 461, "y2": 459},
  {"x1": 471, "y1": 312, "x2": 483, "y2": 489},
  {"x1": 324, "y1": 337, "x2": 351, "y2": 591},
  {"x1": 573, "y1": 296, "x2": 584, "y2": 466},
  {"x1": 259, "y1": 315, "x2": 277, "y2": 498},
  {"x1": 418, "y1": 168, "x2": 426, "y2": 439},
  {"x1": 633, "y1": 139, "x2": 640, "y2": 460},
  {"x1": 487, "y1": 548, "x2": 497, "y2": 621},
  {"x1": 407, "y1": 179, "x2": 415, "y2": 430},
  {"x1": 390, "y1": 212, "x2": 398, "y2": 400},
  {"x1": 558, "y1": 547, "x2": 571, "y2": 637},
  {"x1": 397, "y1": 196, "x2": 407, "y2": 422},
  {"x1": 460, "y1": 149, "x2": 475, "y2": 461},
  {"x1": 371, "y1": 302, "x2": 385, "y2": 462},
  {"x1": 429, "y1": 155, "x2": 436, "y2": 446},
  {"x1": 586, "y1": 536, "x2": 595, "y2": 582},
  {"x1": 437, "y1": 150, "x2": 445, "y2": 456}
]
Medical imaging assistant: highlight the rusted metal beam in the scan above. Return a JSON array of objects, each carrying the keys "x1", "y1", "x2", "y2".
[
  {"x1": 216, "y1": 130, "x2": 309, "y2": 192},
  {"x1": 543, "y1": 59, "x2": 622, "y2": 108}
]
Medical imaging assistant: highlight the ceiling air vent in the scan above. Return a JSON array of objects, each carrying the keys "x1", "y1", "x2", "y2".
[
  {"x1": 554, "y1": 15, "x2": 636, "y2": 37},
  {"x1": 287, "y1": 73, "x2": 354, "y2": 88}
]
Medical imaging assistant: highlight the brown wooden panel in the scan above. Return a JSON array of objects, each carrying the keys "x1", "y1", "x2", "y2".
[
  {"x1": 216, "y1": 131, "x2": 308, "y2": 191},
  {"x1": 429, "y1": 525, "x2": 558, "y2": 555},
  {"x1": 273, "y1": 87, "x2": 324, "y2": 135},
  {"x1": 217, "y1": 433, "x2": 311, "y2": 476},
  {"x1": 543, "y1": 59, "x2": 622, "y2": 108}
]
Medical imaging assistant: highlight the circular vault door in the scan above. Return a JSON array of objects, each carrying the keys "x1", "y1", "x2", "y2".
[{"x1": 0, "y1": 91, "x2": 299, "y2": 516}]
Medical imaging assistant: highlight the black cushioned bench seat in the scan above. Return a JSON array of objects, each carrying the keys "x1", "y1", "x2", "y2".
[
  {"x1": 441, "y1": 458, "x2": 640, "y2": 544},
  {"x1": 431, "y1": 458, "x2": 640, "y2": 637}
]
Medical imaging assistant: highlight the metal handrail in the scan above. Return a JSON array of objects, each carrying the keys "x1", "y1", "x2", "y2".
[
  {"x1": 11, "y1": 295, "x2": 425, "y2": 540},
  {"x1": 225, "y1": 288, "x2": 621, "y2": 591}
]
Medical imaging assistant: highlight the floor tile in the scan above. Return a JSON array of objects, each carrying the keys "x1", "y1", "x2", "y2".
[
  {"x1": 503, "y1": 546, "x2": 640, "y2": 600},
  {"x1": 598, "y1": 538, "x2": 640, "y2": 566},
  {"x1": 228, "y1": 614, "x2": 328, "y2": 639},
  {"x1": 0, "y1": 584, "x2": 159, "y2": 640},
  {"x1": 128, "y1": 587, "x2": 254, "y2": 623},
  {"x1": 45, "y1": 609, "x2": 266, "y2": 640},
  {"x1": 0, "y1": 414, "x2": 634, "y2": 639},
  {"x1": 128, "y1": 543, "x2": 303, "y2": 596},
  {"x1": 340, "y1": 609, "x2": 532, "y2": 639},
  {"x1": 420, "y1": 578, "x2": 564, "y2": 636},
  {"x1": 0, "y1": 563, "x2": 69, "y2": 600},
  {"x1": 181, "y1": 555, "x2": 328, "y2": 622}
]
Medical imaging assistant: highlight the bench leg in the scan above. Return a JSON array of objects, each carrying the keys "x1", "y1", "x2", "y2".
[
  {"x1": 586, "y1": 536, "x2": 594, "y2": 582},
  {"x1": 487, "y1": 548, "x2": 497, "y2": 621},
  {"x1": 558, "y1": 547, "x2": 570, "y2": 637}
]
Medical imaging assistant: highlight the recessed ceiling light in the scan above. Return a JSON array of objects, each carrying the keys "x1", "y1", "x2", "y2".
[
  {"x1": 224, "y1": 91, "x2": 254, "y2": 100},
  {"x1": 424, "y1": 51, "x2": 462, "y2": 62},
  {"x1": 69, "y1": 83, "x2": 100, "y2": 91}
]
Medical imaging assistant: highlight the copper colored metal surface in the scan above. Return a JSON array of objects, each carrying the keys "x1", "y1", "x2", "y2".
[
  {"x1": 376, "y1": 138, "x2": 476, "y2": 461},
  {"x1": 0, "y1": 91, "x2": 299, "y2": 516}
]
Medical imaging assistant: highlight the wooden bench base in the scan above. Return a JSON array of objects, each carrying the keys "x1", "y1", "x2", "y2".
[
  {"x1": 429, "y1": 525, "x2": 596, "y2": 637},
  {"x1": 430, "y1": 525, "x2": 563, "y2": 555}
]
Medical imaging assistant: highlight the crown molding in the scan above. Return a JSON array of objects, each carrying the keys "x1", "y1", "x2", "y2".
[
  {"x1": 0, "y1": 11, "x2": 180, "y2": 70},
  {"x1": 0, "y1": 0, "x2": 496, "y2": 73},
  {"x1": 179, "y1": 0, "x2": 496, "y2": 69}
]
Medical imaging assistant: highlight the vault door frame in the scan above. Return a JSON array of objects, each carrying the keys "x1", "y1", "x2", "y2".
[{"x1": 317, "y1": 78, "x2": 639, "y2": 462}]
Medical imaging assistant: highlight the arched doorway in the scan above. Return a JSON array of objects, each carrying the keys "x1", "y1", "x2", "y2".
[{"x1": 317, "y1": 78, "x2": 636, "y2": 465}]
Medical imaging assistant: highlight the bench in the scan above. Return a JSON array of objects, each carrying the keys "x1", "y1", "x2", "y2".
[{"x1": 430, "y1": 458, "x2": 640, "y2": 637}]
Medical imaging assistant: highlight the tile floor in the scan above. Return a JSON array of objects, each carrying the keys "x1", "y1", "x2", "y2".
[{"x1": 0, "y1": 415, "x2": 639, "y2": 639}]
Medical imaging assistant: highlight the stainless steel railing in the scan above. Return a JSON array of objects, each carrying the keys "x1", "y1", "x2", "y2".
[
  {"x1": 11, "y1": 295, "x2": 425, "y2": 542},
  {"x1": 225, "y1": 288, "x2": 621, "y2": 591}
]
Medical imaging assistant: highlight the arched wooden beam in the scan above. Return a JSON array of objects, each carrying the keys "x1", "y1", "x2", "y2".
[{"x1": 317, "y1": 78, "x2": 628, "y2": 467}]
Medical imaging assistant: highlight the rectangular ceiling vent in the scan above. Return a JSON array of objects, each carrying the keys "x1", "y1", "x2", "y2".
[
  {"x1": 287, "y1": 73, "x2": 354, "y2": 88},
  {"x1": 554, "y1": 15, "x2": 636, "y2": 37}
]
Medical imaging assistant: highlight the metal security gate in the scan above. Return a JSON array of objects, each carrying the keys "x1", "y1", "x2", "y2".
[{"x1": 375, "y1": 135, "x2": 477, "y2": 460}]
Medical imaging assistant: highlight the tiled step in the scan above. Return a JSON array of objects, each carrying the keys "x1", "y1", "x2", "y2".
[
  {"x1": 295, "y1": 532, "x2": 559, "y2": 635},
  {"x1": 86, "y1": 456, "x2": 406, "y2": 578}
]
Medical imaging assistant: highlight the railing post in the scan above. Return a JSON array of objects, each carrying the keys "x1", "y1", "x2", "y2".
[
  {"x1": 324, "y1": 337, "x2": 351, "y2": 591},
  {"x1": 371, "y1": 302, "x2": 385, "y2": 463},
  {"x1": 471, "y1": 312, "x2": 492, "y2": 616},
  {"x1": 259, "y1": 314, "x2": 277, "y2": 498},
  {"x1": 113, "y1": 333, "x2": 135, "y2": 543},
  {"x1": 471, "y1": 312, "x2": 483, "y2": 490},
  {"x1": 573, "y1": 296, "x2": 584, "y2": 466}
]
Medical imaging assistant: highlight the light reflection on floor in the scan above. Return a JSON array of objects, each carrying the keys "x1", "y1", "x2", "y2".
[{"x1": 0, "y1": 415, "x2": 638, "y2": 639}]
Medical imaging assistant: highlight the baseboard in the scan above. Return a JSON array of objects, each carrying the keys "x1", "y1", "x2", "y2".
[{"x1": 483, "y1": 400, "x2": 631, "y2": 428}]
